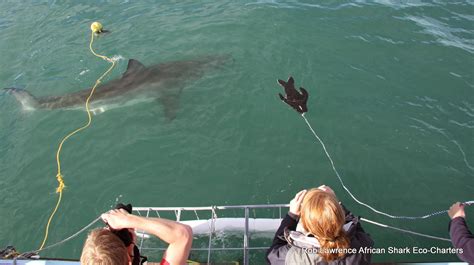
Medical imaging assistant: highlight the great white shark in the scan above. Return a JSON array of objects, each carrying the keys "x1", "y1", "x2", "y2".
[{"x1": 3, "y1": 55, "x2": 230, "y2": 119}]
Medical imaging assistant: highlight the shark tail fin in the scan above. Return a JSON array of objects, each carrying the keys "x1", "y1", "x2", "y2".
[{"x1": 3, "y1": 87, "x2": 39, "y2": 110}]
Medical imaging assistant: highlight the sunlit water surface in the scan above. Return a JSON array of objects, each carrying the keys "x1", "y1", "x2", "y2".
[{"x1": 0, "y1": 1, "x2": 473, "y2": 263}]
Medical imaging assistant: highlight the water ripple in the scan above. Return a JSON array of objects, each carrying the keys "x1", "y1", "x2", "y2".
[
  {"x1": 245, "y1": 0, "x2": 362, "y2": 10},
  {"x1": 410, "y1": 117, "x2": 474, "y2": 172},
  {"x1": 401, "y1": 15, "x2": 474, "y2": 54},
  {"x1": 449, "y1": 119, "x2": 474, "y2": 129},
  {"x1": 450, "y1": 102, "x2": 474, "y2": 118},
  {"x1": 245, "y1": 0, "x2": 441, "y2": 10}
]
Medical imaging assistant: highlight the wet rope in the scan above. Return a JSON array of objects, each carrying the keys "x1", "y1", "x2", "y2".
[
  {"x1": 38, "y1": 29, "x2": 116, "y2": 250},
  {"x1": 301, "y1": 113, "x2": 473, "y2": 220}
]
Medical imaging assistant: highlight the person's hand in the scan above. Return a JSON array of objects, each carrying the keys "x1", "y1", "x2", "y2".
[
  {"x1": 448, "y1": 202, "x2": 466, "y2": 219},
  {"x1": 101, "y1": 208, "x2": 134, "y2": 230},
  {"x1": 289, "y1": 190, "x2": 307, "y2": 216},
  {"x1": 318, "y1": 184, "x2": 335, "y2": 196}
]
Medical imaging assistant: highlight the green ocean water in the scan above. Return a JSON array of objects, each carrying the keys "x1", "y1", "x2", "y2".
[{"x1": 0, "y1": 0, "x2": 473, "y2": 263}]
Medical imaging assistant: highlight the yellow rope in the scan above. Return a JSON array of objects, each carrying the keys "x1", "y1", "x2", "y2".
[{"x1": 38, "y1": 30, "x2": 116, "y2": 250}]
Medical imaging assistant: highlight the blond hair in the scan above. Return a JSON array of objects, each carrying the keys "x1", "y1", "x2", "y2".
[
  {"x1": 300, "y1": 188, "x2": 350, "y2": 261},
  {"x1": 80, "y1": 228, "x2": 129, "y2": 265}
]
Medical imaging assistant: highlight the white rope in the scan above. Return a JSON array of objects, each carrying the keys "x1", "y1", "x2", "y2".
[
  {"x1": 463, "y1": 201, "x2": 474, "y2": 206},
  {"x1": 301, "y1": 113, "x2": 472, "y2": 220},
  {"x1": 360, "y1": 217, "x2": 450, "y2": 242}
]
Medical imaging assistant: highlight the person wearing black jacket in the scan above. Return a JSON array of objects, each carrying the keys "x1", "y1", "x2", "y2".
[
  {"x1": 448, "y1": 202, "x2": 474, "y2": 263},
  {"x1": 266, "y1": 185, "x2": 374, "y2": 265}
]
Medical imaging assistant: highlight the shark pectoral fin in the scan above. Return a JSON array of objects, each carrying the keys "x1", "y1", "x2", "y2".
[
  {"x1": 158, "y1": 93, "x2": 180, "y2": 121},
  {"x1": 122, "y1": 59, "x2": 146, "y2": 78}
]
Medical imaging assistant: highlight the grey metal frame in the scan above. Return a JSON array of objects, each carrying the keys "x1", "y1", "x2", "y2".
[{"x1": 133, "y1": 204, "x2": 290, "y2": 265}]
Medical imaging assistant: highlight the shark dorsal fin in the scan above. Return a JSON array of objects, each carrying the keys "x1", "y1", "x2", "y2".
[{"x1": 123, "y1": 59, "x2": 145, "y2": 77}]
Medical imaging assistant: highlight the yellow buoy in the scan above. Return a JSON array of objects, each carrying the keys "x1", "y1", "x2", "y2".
[{"x1": 90, "y1": 21, "x2": 103, "y2": 33}]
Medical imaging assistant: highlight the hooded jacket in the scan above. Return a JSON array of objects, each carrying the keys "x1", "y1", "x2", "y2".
[
  {"x1": 449, "y1": 216, "x2": 474, "y2": 263},
  {"x1": 266, "y1": 204, "x2": 374, "y2": 265}
]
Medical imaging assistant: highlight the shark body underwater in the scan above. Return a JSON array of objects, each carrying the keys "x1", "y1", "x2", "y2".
[{"x1": 3, "y1": 55, "x2": 230, "y2": 119}]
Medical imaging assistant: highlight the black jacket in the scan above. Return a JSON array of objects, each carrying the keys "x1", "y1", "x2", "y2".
[
  {"x1": 449, "y1": 216, "x2": 474, "y2": 263},
  {"x1": 266, "y1": 205, "x2": 374, "y2": 265}
]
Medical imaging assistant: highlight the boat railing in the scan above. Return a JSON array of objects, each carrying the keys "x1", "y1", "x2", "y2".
[{"x1": 133, "y1": 204, "x2": 290, "y2": 265}]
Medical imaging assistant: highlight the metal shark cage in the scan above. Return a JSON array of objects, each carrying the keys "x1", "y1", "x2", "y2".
[{"x1": 133, "y1": 204, "x2": 289, "y2": 265}]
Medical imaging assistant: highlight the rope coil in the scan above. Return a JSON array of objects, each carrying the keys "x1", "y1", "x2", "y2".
[{"x1": 56, "y1": 174, "x2": 65, "y2": 193}]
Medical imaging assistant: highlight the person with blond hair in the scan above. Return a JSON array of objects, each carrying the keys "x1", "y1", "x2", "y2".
[
  {"x1": 81, "y1": 204, "x2": 193, "y2": 265},
  {"x1": 81, "y1": 228, "x2": 130, "y2": 265},
  {"x1": 266, "y1": 185, "x2": 374, "y2": 264}
]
